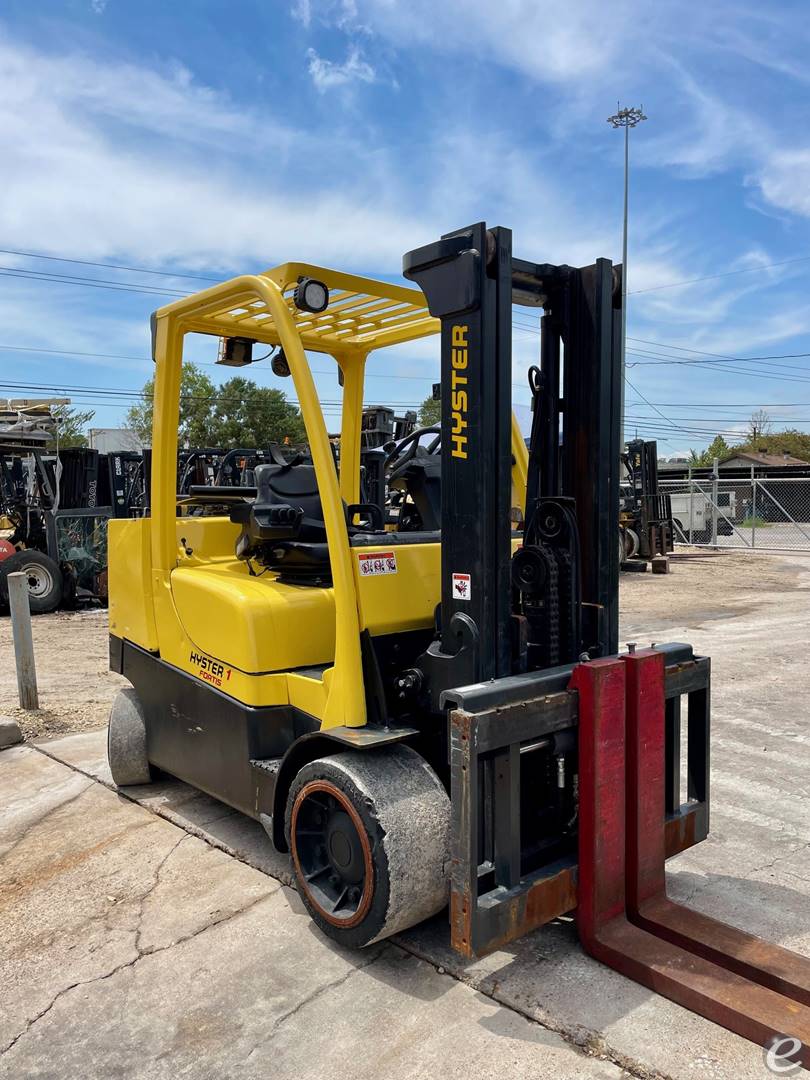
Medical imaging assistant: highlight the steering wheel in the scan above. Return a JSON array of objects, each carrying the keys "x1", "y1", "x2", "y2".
[{"x1": 384, "y1": 426, "x2": 441, "y2": 483}]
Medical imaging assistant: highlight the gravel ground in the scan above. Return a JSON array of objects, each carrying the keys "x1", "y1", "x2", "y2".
[
  {"x1": 0, "y1": 548, "x2": 804, "y2": 740},
  {"x1": 0, "y1": 608, "x2": 125, "y2": 739}
]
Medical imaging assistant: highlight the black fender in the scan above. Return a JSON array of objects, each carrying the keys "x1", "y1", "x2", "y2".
[{"x1": 268, "y1": 724, "x2": 418, "y2": 852}]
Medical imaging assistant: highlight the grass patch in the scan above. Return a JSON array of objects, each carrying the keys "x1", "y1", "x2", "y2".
[{"x1": 741, "y1": 515, "x2": 770, "y2": 528}]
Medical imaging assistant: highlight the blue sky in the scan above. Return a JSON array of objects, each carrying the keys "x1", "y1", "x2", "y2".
[{"x1": 2, "y1": 1, "x2": 810, "y2": 456}]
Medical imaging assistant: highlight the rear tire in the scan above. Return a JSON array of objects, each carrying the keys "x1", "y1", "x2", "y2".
[
  {"x1": 286, "y1": 745, "x2": 450, "y2": 948},
  {"x1": 107, "y1": 688, "x2": 152, "y2": 786},
  {"x1": 0, "y1": 551, "x2": 63, "y2": 614}
]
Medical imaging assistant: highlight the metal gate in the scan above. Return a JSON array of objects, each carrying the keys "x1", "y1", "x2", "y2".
[{"x1": 660, "y1": 477, "x2": 810, "y2": 552}]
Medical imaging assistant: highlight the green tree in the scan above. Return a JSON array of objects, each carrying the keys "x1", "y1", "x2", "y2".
[
  {"x1": 688, "y1": 434, "x2": 732, "y2": 467},
  {"x1": 735, "y1": 429, "x2": 810, "y2": 462},
  {"x1": 418, "y1": 393, "x2": 441, "y2": 427},
  {"x1": 126, "y1": 362, "x2": 218, "y2": 447},
  {"x1": 48, "y1": 404, "x2": 95, "y2": 449},
  {"x1": 211, "y1": 378, "x2": 306, "y2": 447}
]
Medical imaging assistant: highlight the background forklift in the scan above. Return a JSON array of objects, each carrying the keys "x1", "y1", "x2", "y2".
[
  {"x1": 0, "y1": 403, "x2": 146, "y2": 612},
  {"x1": 619, "y1": 438, "x2": 674, "y2": 569},
  {"x1": 107, "y1": 225, "x2": 810, "y2": 1061}
]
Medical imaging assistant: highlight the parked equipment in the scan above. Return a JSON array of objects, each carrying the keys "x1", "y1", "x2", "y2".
[
  {"x1": 0, "y1": 406, "x2": 149, "y2": 612},
  {"x1": 619, "y1": 439, "x2": 673, "y2": 565},
  {"x1": 107, "y1": 228, "x2": 810, "y2": 1063}
]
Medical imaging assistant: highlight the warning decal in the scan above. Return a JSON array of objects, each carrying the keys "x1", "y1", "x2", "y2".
[
  {"x1": 358, "y1": 551, "x2": 398, "y2": 577},
  {"x1": 452, "y1": 572, "x2": 471, "y2": 600}
]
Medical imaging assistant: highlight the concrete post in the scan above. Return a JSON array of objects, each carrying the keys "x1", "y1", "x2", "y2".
[{"x1": 8, "y1": 572, "x2": 39, "y2": 710}]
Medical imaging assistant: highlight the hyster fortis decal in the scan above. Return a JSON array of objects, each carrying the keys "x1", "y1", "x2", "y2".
[{"x1": 189, "y1": 650, "x2": 232, "y2": 688}]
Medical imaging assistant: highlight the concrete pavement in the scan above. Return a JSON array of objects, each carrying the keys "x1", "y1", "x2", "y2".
[
  {"x1": 2, "y1": 552, "x2": 810, "y2": 1078},
  {"x1": 0, "y1": 742, "x2": 623, "y2": 1080}
]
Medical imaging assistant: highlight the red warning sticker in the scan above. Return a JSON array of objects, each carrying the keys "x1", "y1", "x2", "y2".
[
  {"x1": 357, "y1": 551, "x2": 398, "y2": 577},
  {"x1": 452, "y1": 572, "x2": 471, "y2": 600}
]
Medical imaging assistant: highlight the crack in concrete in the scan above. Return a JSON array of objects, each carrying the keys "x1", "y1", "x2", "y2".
[
  {"x1": 27, "y1": 743, "x2": 673, "y2": 1080},
  {"x1": 392, "y1": 937, "x2": 674, "y2": 1080},
  {"x1": 0, "y1": 779, "x2": 95, "y2": 865},
  {"x1": 751, "y1": 836, "x2": 810, "y2": 876},
  {"x1": 29, "y1": 743, "x2": 296, "y2": 886},
  {"x1": 243, "y1": 948, "x2": 388, "y2": 1065},
  {"x1": 0, "y1": 888, "x2": 276, "y2": 1059},
  {"x1": 132, "y1": 833, "x2": 188, "y2": 955}
]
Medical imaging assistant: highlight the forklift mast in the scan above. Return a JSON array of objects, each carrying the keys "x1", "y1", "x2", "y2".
[
  {"x1": 404, "y1": 222, "x2": 622, "y2": 692},
  {"x1": 406, "y1": 224, "x2": 708, "y2": 960}
]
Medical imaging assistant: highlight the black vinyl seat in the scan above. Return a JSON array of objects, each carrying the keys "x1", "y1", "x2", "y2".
[
  {"x1": 254, "y1": 462, "x2": 327, "y2": 543},
  {"x1": 232, "y1": 461, "x2": 383, "y2": 584},
  {"x1": 230, "y1": 461, "x2": 329, "y2": 582}
]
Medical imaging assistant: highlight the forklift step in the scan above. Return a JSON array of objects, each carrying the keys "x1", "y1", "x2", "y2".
[
  {"x1": 575, "y1": 656, "x2": 810, "y2": 1067},
  {"x1": 293, "y1": 665, "x2": 329, "y2": 682},
  {"x1": 250, "y1": 757, "x2": 283, "y2": 777}
]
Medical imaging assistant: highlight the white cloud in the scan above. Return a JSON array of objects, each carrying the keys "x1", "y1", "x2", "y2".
[
  {"x1": 0, "y1": 34, "x2": 421, "y2": 271},
  {"x1": 290, "y1": 0, "x2": 311, "y2": 27},
  {"x1": 326, "y1": 0, "x2": 634, "y2": 82},
  {"x1": 306, "y1": 44, "x2": 375, "y2": 92},
  {"x1": 753, "y1": 150, "x2": 810, "y2": 219}
]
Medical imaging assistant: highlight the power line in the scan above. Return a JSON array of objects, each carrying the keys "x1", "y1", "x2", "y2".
[
  {"x1": 0, "y1": 247, "x2": 221, "y2": 283},
  {"x1": 11, "y1": 257, "x2": 808, "y2": 381},
  {"x1": 628, "y1": 400, "x2": 810, "y2": 408},
  {"x1": 626, "y1": 337, "x2": 810, "y2": 363},
  {"x1": 0, "y1": 342, "x2": 438, "y2": 384},
  {"x1": 626, "y1": 346, "x2": 810, "y2": 371},
  {"x1": 8, "y1": 244, "x2": 810, "y2": 301},
  {"x1": 0, "y1": 267, "x2": 189, "y2": 299},
  {"x1": 624, "y1": 375, "x2": 681, "y2": 435},
  {"x1": 0, "y1": 378, "x2": 422, "y2": 409},
  {"x1": 626, "y1": 351, "x2": 810, "y2": 385},
  {"x1": 627, "y1": 253, "x2": 810, "y2": 296}
]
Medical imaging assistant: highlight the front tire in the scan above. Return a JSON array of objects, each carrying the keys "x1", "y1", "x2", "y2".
[{"x1": 286, "y1": 745, "x2": 450, "y2": 948}]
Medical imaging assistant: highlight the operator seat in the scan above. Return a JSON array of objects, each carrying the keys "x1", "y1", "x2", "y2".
[
  {"x1": 254, "y1": 461, "x2": 326, "y2": 542},
  {"x1": 231, "y1": 460, "x2": 330, "y2": 583},
  {"x1": 232, "y1": 460, "x2": 385, "y2": 583}
]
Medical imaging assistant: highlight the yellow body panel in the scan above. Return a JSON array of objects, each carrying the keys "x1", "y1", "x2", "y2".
[
  {"x1": 108, "y1": 518, "x2": 158, "y2": 651},
  {"x1": 353, "y1": 544, "x2": 439, "y2": 634},
  {"x1": 171, "y1": 561, "x2": 336, "y2": 673}
]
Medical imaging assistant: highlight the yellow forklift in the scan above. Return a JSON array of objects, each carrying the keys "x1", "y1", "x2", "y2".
[{"x1": 107, "y1": 224, "x2": 810, "y2": 1061}]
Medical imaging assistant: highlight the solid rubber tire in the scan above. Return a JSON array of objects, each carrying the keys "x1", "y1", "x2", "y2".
[
  {"x1": 107, "y1": 687, "x2": 152, "y2": 786},
  {"x1": 286, "y1": 745, "x2": 450, "y2": 948}
]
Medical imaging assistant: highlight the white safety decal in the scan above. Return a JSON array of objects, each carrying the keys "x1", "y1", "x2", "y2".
[
  {"x1": 452, "y1": 572, "x2": 471, "y2": 600},
  {"x1": 358, "y1": 551, "x2": 398, "y2": 576}
]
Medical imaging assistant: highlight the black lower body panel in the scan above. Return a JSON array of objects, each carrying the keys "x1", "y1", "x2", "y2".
[{"x1": 118, "y1": 639, "x2": 318, "y2": 818}]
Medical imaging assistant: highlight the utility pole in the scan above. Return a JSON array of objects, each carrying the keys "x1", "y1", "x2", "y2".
[{"x1": 607, "y1": 104, "x2": 647, "y2": 447}]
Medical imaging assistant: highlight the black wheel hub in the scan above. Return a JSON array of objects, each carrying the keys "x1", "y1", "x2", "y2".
[
  {"x1": 293, "y1": 786, "x2": 370, "y2": 923},
  {"x1": 326, "y1": 810, "x2": 365, "y2": 884}
]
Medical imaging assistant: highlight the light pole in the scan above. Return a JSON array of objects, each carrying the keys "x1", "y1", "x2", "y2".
[{"x1": 607, "y1": 104, "x2": 647, "y2": 447}]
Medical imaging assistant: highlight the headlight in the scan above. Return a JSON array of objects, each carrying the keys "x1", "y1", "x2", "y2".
[
  {"x1": 293, "y1": 276, "x2": 329, "y2": 314},
  {"x1": 271, "y1": 349, "x2": 291, "y2": 378}
]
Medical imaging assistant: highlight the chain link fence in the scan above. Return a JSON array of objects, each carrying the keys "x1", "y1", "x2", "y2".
[{"x1": 659, "y1": 477, "x2": 810, "y2": 551}]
